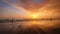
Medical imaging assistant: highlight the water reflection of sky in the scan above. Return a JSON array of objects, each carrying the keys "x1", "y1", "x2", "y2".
[{"x1": 0, "y1": 20, "x2": 60, "y2": 31}]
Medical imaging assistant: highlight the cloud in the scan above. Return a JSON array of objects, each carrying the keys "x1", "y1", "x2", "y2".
[
  {"x1": 3, "y1": 0, "x2": 49, "y2": 12},
  {"x1": 3, "y1": 0, "x2": 60, "y2": 14},
  {"x1": 47, "y1": 0, "x2": 60, "y2": 14}
]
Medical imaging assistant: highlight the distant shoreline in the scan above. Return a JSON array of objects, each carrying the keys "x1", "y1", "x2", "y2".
[{"x1": 0, "y1": 18, "x2": 60, "y2": 23}]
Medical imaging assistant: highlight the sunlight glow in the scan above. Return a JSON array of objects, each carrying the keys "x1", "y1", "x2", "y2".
[{"x1": 31, "y1": 14, "x2": 39, "y2": 18}]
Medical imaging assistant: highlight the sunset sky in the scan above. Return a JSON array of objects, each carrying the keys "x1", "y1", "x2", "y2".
[{"x1": 0, "y1": 0, "x2": 60, "y2": 19}]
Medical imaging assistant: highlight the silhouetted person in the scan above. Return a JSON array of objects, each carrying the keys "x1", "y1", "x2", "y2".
[{"x1": 12, "y1": 19, "x2": 13, "y2": 22}]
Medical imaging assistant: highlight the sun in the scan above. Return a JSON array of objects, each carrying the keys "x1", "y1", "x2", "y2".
[
  {"x1": 31, "y1": 14, "x2": 38, "y2": 18},
  {"x1": 32, "y1": 14, "x2": 37, "y2": 18}
]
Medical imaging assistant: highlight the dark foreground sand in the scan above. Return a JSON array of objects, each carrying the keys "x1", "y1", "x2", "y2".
[{"x1": 0, "y1": 25, "x2": 60, "y2": 34}]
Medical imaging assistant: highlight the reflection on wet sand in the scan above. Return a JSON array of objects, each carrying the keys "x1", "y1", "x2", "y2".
[
  {"x1": 16, "y1": 20, "x2": 60, "y2": 34},
  {"x1": 0, "y1": 20, "x2": 60, "y2": 34}
]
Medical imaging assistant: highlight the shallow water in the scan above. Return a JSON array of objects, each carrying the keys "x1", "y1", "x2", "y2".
[{"x1": 0, "y1": 20, "x2": 60, "y2": 34}]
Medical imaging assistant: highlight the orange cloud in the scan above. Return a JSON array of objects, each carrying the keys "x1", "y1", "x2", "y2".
[{"x1": 3, "y1": 0, "x2": 60, "y2": 18}]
